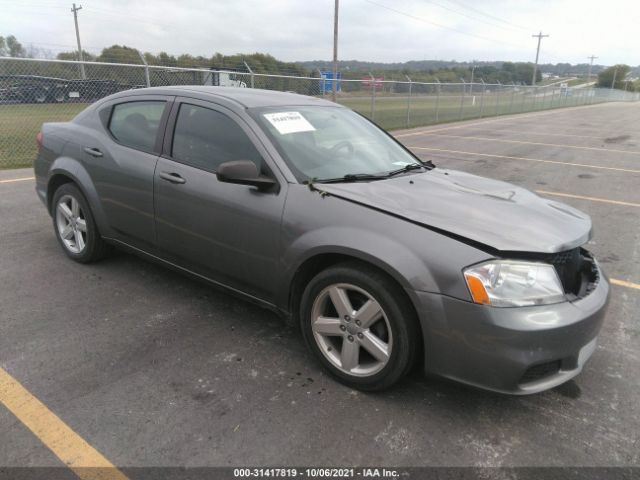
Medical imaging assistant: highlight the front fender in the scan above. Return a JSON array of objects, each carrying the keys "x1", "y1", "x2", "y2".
[
  {"x1": 276, "y1": 185, "x2": 492, "y2": 310},
  {"x1": 281, "y1": 225, "x2": 436, "y2": 289}
]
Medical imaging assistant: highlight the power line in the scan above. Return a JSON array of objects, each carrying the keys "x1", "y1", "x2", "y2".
[
  {"x1": 422, "y1": 0, "x2": 526, "y2": 33},
  {"x1": 81, "y1": 6, "x2": 177, "y2": 29},
  {"x1": 0, "y1": 1, "x2": 177, "y2": 30},
  {"x1": 363, "y1": 0, "x2": 529, "y2": 50},
  {"x1": 443, "y1": 0, "x2": 530, "y2": 31}
]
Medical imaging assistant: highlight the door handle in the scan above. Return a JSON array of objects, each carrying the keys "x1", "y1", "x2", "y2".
[
  {"x1": 159, "y1": 171, "x2": 186, "y2": 184},
  {"x1": 83, "y1": 147, "x2": 103, "y2": 158}
]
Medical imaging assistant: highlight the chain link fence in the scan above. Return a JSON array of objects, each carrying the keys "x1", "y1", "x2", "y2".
[{"x1": 2, "y1": 56, "x2": 639, "y2": 169}]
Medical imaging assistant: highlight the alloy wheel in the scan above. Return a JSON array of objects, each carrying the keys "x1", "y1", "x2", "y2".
[
  {"x1": 55, "y1": 194, "x2": 87, "y2": 254},
  {"x1": 310, "y1": 283, "x2": 392, "y2": 377}
]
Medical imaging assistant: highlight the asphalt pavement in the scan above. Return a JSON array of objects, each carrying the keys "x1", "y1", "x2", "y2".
[{"x1": 0, "y1": 102, "x2": 638, "y2": 472}]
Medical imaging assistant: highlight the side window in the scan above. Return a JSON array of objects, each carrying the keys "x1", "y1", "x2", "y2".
[
  {"x1": 108, "y1": 101, "x2": 165, "y2": 152},
  {"x1": 172, "y1": 104, "x2": 262, "y2": 172}
]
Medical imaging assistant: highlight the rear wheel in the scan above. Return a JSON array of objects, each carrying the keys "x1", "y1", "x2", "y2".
[
  {"x1": 52, "y1": 183, "x2": 110, "y2": 263},
  {"x1": 300, "y1": 262, "x2": 419, "y2": 391}
]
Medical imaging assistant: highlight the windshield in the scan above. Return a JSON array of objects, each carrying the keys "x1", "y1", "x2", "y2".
[{"x1": 252, "y1": 106, "x2": 422, "y2": 182}]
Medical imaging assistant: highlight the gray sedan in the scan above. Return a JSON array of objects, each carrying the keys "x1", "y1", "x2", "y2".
[{"x1": 34, "y1": 86, "x2": 609, "y2": 393}]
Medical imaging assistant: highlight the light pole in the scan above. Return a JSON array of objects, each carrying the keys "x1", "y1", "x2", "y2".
[{"x1": 469, "y1": 65, "x2": 476, "y2": 94}]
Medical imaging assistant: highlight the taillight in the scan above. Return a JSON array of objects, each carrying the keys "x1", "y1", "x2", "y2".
[{"x1": 36, "y1": 131, "x2": 43, "y2": 151}]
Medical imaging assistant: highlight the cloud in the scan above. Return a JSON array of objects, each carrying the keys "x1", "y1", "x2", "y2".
[{"x1": 0, "y1": 0, "x2": 638, "y2": 65}]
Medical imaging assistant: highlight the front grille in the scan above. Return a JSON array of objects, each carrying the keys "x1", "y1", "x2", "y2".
[
  {"x1": 548, "y1": 248, "x2": 582, "y2": 295},
  {"x1": 508, "y1": 248, "x2": 599, "y2": 298},
  {"x1": 520, "y1": 360, "x2": 561, "y2": 385}
]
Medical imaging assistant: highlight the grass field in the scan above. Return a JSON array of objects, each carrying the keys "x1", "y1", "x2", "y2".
[
  {"x1": 0, "y1": 90, "x2": 605, "y2": 169},
  {"x1": 339, "y1": 89, "x2": 598, "y2": 129},
  {"x1": 0, "y1": 103, "x2": 88, "y2": 169}
]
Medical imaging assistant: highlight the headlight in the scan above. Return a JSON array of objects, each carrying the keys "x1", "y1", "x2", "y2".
[{"x1": 463, "y1": 260, "x2": 565, "y2": 307}]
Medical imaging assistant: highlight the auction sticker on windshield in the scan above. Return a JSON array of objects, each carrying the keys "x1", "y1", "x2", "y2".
[{"x1": 264, "y1": 111, "x2": 316, "y2": 135}]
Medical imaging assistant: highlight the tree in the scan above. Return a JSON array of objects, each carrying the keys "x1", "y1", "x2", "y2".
[
  {"x1": 513, "y1": 63, "x2": 539, "y2": 85},
  {"x1": 7, "y1": 35, "x2": 26, "y2": 57},
  {"x1": 597, "y1": 64, "x2": 630, "y2": 89},
  {"x1": 56, "y1": 50, "x2": 95, "y2": 61},
  {"x1": 0, "y1": 35, "x2": 26, "y2": 57},
  {"x1": 156, "y1": 52, "x2": 177, "y2": 67},
  {"x1": 96, "y1": 45, "x2": 142, "y2": 64}
]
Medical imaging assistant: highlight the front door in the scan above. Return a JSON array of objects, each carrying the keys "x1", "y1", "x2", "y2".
[{"x1": 154, "y1": 99, "x2": 286, "y2": 303}]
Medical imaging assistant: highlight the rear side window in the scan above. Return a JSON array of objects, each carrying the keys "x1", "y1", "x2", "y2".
[
  {"x1": 109, "y1": 101, "x2": 165, "y2": 152},
  {"x1": 172, "y1": 104, "x2": 262, "y2": 172}
]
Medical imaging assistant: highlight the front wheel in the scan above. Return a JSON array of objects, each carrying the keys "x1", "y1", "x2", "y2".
[
  {"x1": 300, "y1": 262, "x2": 419, "y2": 391},
  {"x1": 52, "y1": 183, "x2": 110, "y2": 263}
]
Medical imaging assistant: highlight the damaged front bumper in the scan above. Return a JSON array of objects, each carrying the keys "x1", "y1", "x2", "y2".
[{"x1": 413, "y1": 261, "x2": 610, "y2": 395}]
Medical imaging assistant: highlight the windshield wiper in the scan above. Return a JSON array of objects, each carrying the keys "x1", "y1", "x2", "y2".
[
  {"x1": 316, "y1": 173, "x2": 388, "y2": 183},
  {"x1": 315, "y1": 162, "x2": 432, "y2": 184},
  {"x1": 385, "y1": 163, "x2": 427, "y2": 177}
]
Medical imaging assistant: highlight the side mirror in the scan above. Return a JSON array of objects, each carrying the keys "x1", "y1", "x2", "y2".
[{"x1": 216, "y1": 160, "x2": 277, "y2": 190}]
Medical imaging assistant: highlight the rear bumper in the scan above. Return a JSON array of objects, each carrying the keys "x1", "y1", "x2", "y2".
[{"x1": 413, "y1": 268, "x2": 609, "y2": 395}]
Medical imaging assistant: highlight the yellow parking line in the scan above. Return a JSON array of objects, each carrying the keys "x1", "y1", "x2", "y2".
[
  {"x1": 0, "y1": 176, "x2": 35, "y2": 184},
  {"x1": 0, "y1": 367, "x2": 129, "y2": 480},
  {"x1": 415, "y1": 133, "x2": 640, "y2": 155},
  {"x1": 610, "y1": 278, "x2": 640, "y2": 290},
  {"x1": 411, "y1": 146, "x2": 640, "y2": 174},
  {"x1": 535, "y1": 190, "x2": 640, "y2": 208}
]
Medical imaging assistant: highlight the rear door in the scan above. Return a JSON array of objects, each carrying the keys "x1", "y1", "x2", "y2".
[
  {"x1": 82, "y1": 94, "x2": 172, "y2": 250},
  {"x1": 153, "y1": 98, "x2": 286, "y2": 302}
]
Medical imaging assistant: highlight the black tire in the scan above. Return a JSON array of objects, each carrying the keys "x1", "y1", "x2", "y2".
[
  {"x1": 32, "y1": 87, "x2": 47, "y2": 104},
  {"x1": 51, "y1": 183, "x2": 110, "y2": 263},
  {"x1": 300, "y1": 261, "x2": 419, "y2": 391},
  {"x1": 53, "y1": 88, "x2": 66, "y2": 103}
]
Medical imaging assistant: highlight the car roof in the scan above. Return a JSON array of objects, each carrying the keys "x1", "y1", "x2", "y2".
[{"x1": 114, "y1": 86, "x2": 340, "y2": 109}]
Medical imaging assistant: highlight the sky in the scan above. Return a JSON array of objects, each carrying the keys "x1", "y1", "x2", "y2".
[{"x1": 0, "y1": 0, "x2": 638, "y2": 66}]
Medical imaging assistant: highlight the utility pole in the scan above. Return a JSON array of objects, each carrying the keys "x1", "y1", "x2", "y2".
[
  {"x1": 611, "y1": 67, "x2": 618, "y2": 90},
  {"x1": 531, "y1": 31, "x2": 549, "y2": 85},
  {"x1": 331, "y1": 0, "x2": 339, "y2": 103},
  {"x1": 469, "y1": 65, "x2": 476, "y2": 94},
  {"x1": 587, "y1": 55, "x2": 598, "y2": 81},
  {"x1": 71, "y1": 3, "x2": 86, "y2": 79}
]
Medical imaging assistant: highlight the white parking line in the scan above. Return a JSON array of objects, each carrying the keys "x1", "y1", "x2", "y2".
[
  {"x1": 0, "y1": 176, "x2": 35, "y2": 184},
  {"x1": 413, "y1": 133, "x2": 640, "y2": 156},
  {"x1": 457, "y1": 127, "x2": 634, "y2": 140},
  {"x1": 394, "y1": 102, "x2": 620, "y2": 138},
  {"x1": 411, "y1": 146, "x2": 640, "y2": 174}
]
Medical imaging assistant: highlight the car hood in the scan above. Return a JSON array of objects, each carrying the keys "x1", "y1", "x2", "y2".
[{"x1": 318, "y1": 169, "x2": 592, "y2": 254}]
